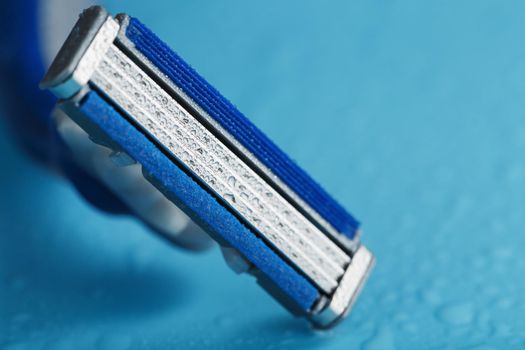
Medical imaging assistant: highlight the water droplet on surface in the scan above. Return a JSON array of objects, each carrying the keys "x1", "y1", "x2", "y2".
[
  {"x1": 2, "y1": 342, "x2": 29, "y2": 350},
  {"x1": 437, "y1": 302, "x2": 475, "y2": 326},
  {"x1": 466, "y1": 346, "x2": 499, "y2": 350},
  {"x1": 44, "y1": 338, "x2": 77, "y2": 350},
  {"x1": 215, "y1": 315, "x2": 234, "y2": 327},
  {"x1": 493, "y1": 324, "x2": 513, "y2": 338},
  {"x1": 11, "y1": 312, "x2": 32, "y2": 324},
  {"x1": 362, "y1": 326, "x2": 396, "y2": 350},
  {"x1": 97, "y1": 333, "x2": 132, "y2": 350},
  {"x1": 400, "y1": 322, "x2": 418, "y2": 333},
  {"x1": 495, "y1": 297, "x2": 514, "y2": 309},
  {"x1": 7, "y1": 276, "x2": 28, "y2": 292},
  {"x1": 224, "y1": 193, "x2": 236, "y2": 203},
  {"x1": 419, "y1": 289, "x2": 442, "y2": 305},
  {"x1": 380, "y1": 291, "x2": 398, "y2": 304}
]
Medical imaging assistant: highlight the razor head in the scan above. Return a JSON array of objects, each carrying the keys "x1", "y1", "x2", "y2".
[{"x1": 41, "y1": 6, "x2": 374, "y2": 328}]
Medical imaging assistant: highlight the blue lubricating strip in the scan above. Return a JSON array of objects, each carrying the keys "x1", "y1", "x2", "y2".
[
  {"x1": 124, "y1": 18, "x2": 360, "y2": 239},
  {"x1": 79, "y1": 90, "x2": 319, "y2": 311}
]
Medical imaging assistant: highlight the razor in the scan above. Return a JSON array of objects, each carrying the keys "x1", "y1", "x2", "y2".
[{"x1": 40, "y1": 6, "x2": 374, "y2": 328}]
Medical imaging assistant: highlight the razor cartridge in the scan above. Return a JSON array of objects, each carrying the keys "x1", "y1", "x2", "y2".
[{"x1": 40, "y1": 6, "x2": 374, "y2": 328}]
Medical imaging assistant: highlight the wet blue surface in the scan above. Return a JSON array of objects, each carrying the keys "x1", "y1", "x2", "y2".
[{"x1": 2, "y1": 1, "x2": 525, "y2": 349}]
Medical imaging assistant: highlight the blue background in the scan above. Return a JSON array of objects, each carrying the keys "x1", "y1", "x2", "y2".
[{"x1": 2, "y1": 1, "x2": 525, "y2": 349}]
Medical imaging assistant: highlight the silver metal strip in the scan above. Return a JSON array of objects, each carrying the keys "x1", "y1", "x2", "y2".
[
  {"x1": 91, "y1": 46, "x2": 352, "y2": 293},
  {"x1": 46, "y1": 16, "x2": 119, "y2": 99},
  {"x1": 311, "y1": 245, "x2": 375, "y2": 327},
  {"x1": 115, "y1": 17, "x2": 360, "y2": 253}
]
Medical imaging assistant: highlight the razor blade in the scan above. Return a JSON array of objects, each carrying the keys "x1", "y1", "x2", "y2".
[{"x1": 40, "y1": 6, "x2": 374, "y2": 328}]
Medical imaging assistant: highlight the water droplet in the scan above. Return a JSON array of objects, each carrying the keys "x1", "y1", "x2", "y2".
[
  {"x1": 493, "y1": 323, "x2": 513, "y2": 338},
  {"x1": 466, "y1": 346, "x2": 499, "y2": 350},
  {"x1": 495, "y1": 297, "x2": 514, "y2": 309},
  {"x1": 419, "y1": 289, "x2": 441, "y2": 306},
  {"x1": 97, "y1": 333, "x2": 132, "y2": 350},
  {"x1": 44, "y1": 338, "x2": 77, "y2": 350},
  {"x1": 215, "y1": 315, "x2": 234, "y2": 327},
  {"x1": 362, "y1": 326, "x2": 396, "y2": 350},
  {"x1": 380, "y1": 291, "x2": 398, "y2": 304},
  {"x1": 224, "y1": 193, "x2": 236, "y2": 203},
  {"x1": 400, "y1": 322, "x2": 418, "y2": 333},
  {"x1": 11, "y1": 312, "x2": 32, "y2": 324},
  {"x1": 492, "y1": 246, "x2": 513, "y2": 260},
  {"x1": 134, "y1": 92, "x2": 145, "y2": 105},
  {"x1": 437, "y1": 302, "x2": 475, "y2": 326},
  {"x1": 2, "y1": 342, "x2": 29, "y2": 350},
  {"x1": 8, "y1": 276, "x2": 28, "y2": 292}
]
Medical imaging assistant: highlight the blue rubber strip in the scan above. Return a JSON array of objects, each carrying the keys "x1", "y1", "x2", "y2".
[
  {"x1": 79, "y1": 90, "x2": 319, "y2": 311},
  {"x1": 125, "y1": 18, "x2": 360, "y2": 239}
]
